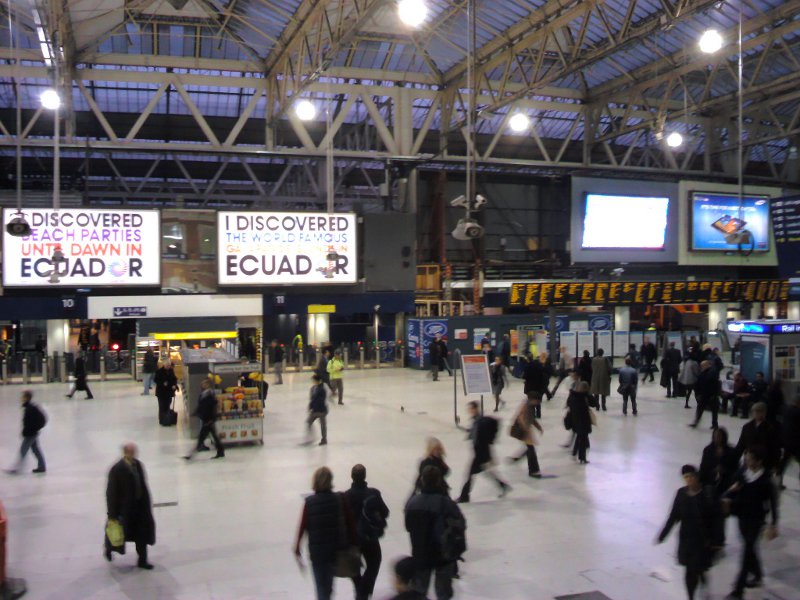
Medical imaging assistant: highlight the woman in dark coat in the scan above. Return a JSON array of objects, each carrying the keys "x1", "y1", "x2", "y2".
[
  {"x1": 699, "y1": 427, "x2": 738, "y2": 494},
  {"x1": 414, "y1": 437, "x2": 450, "y2": 495},
  {"x1": 657, "y1": 465, "x2": 720, "y2": 600},
  {"x1": 153, "y1": 362, "x2": 177, "y2": 423},
  {"x1": 105, "y1": 443, "x2": 156, "y2": 568},
  {"x1": 294, "y1": 467, "x2": 356, "y2": 600},
  {"x1": 567, "y1": 381, "x2": 593, "y2": 464},
  {"x1": 577, "y1": 350, "x2": 593, "y2": 384}
]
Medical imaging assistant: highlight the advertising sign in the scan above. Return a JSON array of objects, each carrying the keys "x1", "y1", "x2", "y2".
[
  {"x1": 577, "y1": 331, "x2": 595, "y2": 356},
  {"x1": 596, "y1": 330, "x2": 612, "y2": 356},
  {"x1": 588, "y1": 314, "x2": 613, "y2": 331},
  {"x1": 690, "y1": 192, "x2": 770, "y2": 252},
  {"x1": 407, "y1": 319, "x2": 422, "y2": 368},
  {"x1": 2, "y1": 208, "x2": 160, "y2": 287},
  {"x1": 217, "y1": 211, "x2": 357, "y2": 285},
  {"x1": 460, "y1": 355, "x2": 493, "y2": 396}
]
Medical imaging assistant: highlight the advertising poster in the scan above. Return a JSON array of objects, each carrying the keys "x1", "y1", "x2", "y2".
[
  {"x1": 559, "y1": 331, "x2": 577, "y2": 359},
  {"x1": 582, "y1": 193, "x2": 669, "y2": 249},
  {"x1": 773, "y1": 345, "x2": 798, "y2": 381},
  {"x1": 596, "y1": 330, "x2": 612, "y2": 356},
  {"x1": 577, "y1": 330, "x2": 595, "y2": 356},
  {"x1": 461, "y1": 355, "x2": 493, "y2": 396},
  {"x1": 740, "y1": 337, "x2": 770, "y2": 382},
  {"x1": 2, "y1": 208, "x2": 160, "y2": 287},
  {"x1": 691, "y1": 192, "x2": 770, "y2": 252},
  {"x1": 217, "y1": 211, "x2": 358, "y2": 285},
  {"x1": 588, "y1": 314, "x2": 613, "y2": 331},
  {"x1": 613, "y1": 331, "x2": 629, "y2": 357},
  {"x1": 407, "y1": 319, "x2": 422, "y2": 368},
  {"x1": 454, "y1": 329, "x2": 468, "y2": 340},
  {"x1": 473, "y1": 328, "x2": 491, "y2": 350}
]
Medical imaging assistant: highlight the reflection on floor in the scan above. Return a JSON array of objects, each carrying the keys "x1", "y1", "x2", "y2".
[{"x1": 1, "y1": 368, "x2": 798, "y2": 600}]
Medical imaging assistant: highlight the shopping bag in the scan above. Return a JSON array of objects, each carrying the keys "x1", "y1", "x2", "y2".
[{"x1": 105, "y1": 519, "x2": 125, "y2": 548}]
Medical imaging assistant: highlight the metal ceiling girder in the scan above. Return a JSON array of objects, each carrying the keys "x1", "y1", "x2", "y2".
[
  {"x1": 265, "y1": 0, "x2": 389, "y2": 124},
  {"x1": 442, "y1": 0, "x2": 720, "y2": 129},
  {"x1": 589, "y1": 8, "x2": 800, "y2": 145}
]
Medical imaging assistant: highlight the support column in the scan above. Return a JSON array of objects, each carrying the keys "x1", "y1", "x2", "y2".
[
  {"x1": 46, "y1": 319, "x2": 70, "y2": 354},
  {"x1": 614, "y1": 306, "x2": 630, "y2": 331},
  {"x1": 787, "y1": 302, "x2": 800, "y2": 321},
  {"x1": 763, "y1": 302, "x2": 778, "y2": 319},
  {"x1": 708, "y1": 303, "x2": 728, "y2": 331}
]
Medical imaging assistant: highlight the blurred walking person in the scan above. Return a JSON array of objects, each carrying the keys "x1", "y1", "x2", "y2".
[
  {"x1": 508, "y1": 396, "x2": 543, "y2": 478},
  {"x1": 489, "y1": 355, "x2": 507, "y2": 412},
  {"x1": 327, "y1": 349, "x2": 345, "y2": 405},
  {"x1": 568, "y1": 382, "x2": 593, "y2": 464},
  {"x1": 66, "y1": 351, "x2": 94, "y2": 400},
  {"x1": 104, "y1": 443, "x2": 156, "y2": 569},
  {"x1": 272, "y1": 339, "x2": 284, "y2": 385},
  {"x1": 456, "y1": 402, "x2": 510, "y2": 503},
  {"x1": 679, "y1": 355, "x2": 700, "y2": 409},
  {"x1": 5, "y1": 390, "x2": 47, "y2": 475},
  {"x1": 304, "y1": 373, "x2": 329, "y2": 445},
  {"x1": 184, "y1": 379, "x2": 225, "y2": 460}
]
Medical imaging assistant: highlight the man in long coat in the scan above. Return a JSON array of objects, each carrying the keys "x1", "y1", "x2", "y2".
[{"x1": 105, "y1": 442, "x2": 156, "y2": 569}]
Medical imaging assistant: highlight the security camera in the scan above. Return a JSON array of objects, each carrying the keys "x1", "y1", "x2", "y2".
[
  {"x1": 374, "y1": 304, "x2": 381, "y2": 312},
  {"x1": 473, "y1": 194, "x2": 487, "y2": 209},
  {"x1": 5, "y1": 210, "x2": 31, "y2": 237},
  {"x1": 611, "y1": 267, "x2": 624, "y2": 276},
  {"x1": 452, "y1": 218, "x2": 485, "y2": 241},
  {"x1": 450, "y1": 195, "x2": 469, "y2": 209}
]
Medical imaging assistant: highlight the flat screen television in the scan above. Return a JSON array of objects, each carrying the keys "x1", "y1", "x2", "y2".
[
  {"x1": 690, "y1": 191, "x2": 770, "y2": 252},
  {"x1": 581, "y1": 193, "x2": 670, "y2": 250}
]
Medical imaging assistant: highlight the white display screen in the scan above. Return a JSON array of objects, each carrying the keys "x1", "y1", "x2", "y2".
[
  {"x1": 2, "y1": 208, "x2": 161, "y2": 287},
  {"x1": 218, "y1": 211, "x2": 358, "y2": 285},
  {"x1": 581, "y1": 193, "x2": 669, "y2": 249}
]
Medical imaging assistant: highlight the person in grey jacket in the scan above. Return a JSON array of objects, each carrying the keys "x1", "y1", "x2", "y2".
[
  {"x1": 679, "y1": 356, "x2": 701, "y2": 409},
  {"x1": 618, "y1": 358, "x2": 639, "y2": 416}
]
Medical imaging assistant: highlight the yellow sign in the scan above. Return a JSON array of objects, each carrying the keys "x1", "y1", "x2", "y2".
[
  {"x1": 153, "y1": 331, "x2": 238, "y2": 340},
  {"x1": 308, "y1": 304, "x2": 336, "y2": 314}
]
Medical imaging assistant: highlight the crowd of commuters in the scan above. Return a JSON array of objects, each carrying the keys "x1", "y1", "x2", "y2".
[{"x1": 4, "y1": 328, "x2": 800, "y2": 600}]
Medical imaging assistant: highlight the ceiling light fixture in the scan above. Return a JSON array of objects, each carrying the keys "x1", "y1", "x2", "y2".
[
  {"x1": 666, "y1": 131, "x2": 684, "y2": 148},
  {"x1": 294, "y1": 99, "x2": 316, "y2": 121},
  {"x1": 698, "y1": 29, "x2": 723, "y2": 54},
  {"x1": 508, "y1": 112, "x2": 531, "y2": 133},
  {"x1": 398, "y1": 0, "x2": 427, "y2": 27},
  {"x1": 40, "y1": 88, "x2": 61, "y2": 110}
]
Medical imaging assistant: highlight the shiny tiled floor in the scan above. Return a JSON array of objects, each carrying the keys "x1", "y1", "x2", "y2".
[{"x1": 1, "y1": 368, "x2": 798, "y2": 600}]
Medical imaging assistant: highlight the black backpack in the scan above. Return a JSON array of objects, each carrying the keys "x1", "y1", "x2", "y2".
[
  {"x1": 357, "y1": 493, "x2": 387, "y2": 542},
  {"x1": 31, "y1": 404, "x2": 47, "y2": 432},
  {"x1": 482, "y1": 416, "x2": 499, "y2": 444},
  {"x1": 437, "y1": 497, "x2": 467, "y2": 562}
]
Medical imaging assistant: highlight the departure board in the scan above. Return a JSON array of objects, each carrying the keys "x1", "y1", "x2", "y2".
[{"x1": 509, "y1": 280, "x2": 790, "y2": 307}]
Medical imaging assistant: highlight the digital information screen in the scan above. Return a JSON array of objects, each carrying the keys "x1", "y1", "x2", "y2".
[
  {"x1": 690, "y1": 191, "x2": 770, "y2": 252},
  {"x1": 581, "y1": 193, "x2": 669, "y2": 249},
  {"x1": 771, "y1": 195, "x2": 800, "y2": 278},
  {"x1": 509, "y1": 280, "x2": 789, "y2": 308}
]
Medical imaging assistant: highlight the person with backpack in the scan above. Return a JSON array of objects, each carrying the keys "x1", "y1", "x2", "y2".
[
  {"x1": 327, "y1": 349, "x2": 345, "y2": 405},
  {"x1": 405, "y1": 465, "x2": 465, "y2": 600},
  {"x1": 456, "y1": 401, "x2": 511, "y2": 503},
  {"x1": 508, "y1": 396, "x2": 543, "y2": 477},
  {"x1": 304, "y1": 373, "x2": 329, "y2": 446},
  {"x1": 388, "y1": 556, "x2": 430, "y2": 600},
  {"x1": 344, "y1": 464, "x2": 389, "y2": 600},
  {"x1": 183, "y1": 379, "x2": 225, "y2": 460},
  {"x1": 6, "y1": 390, "x2": 47, "y2": 474},
  {"x1": 141, "y1": 347, "x2": 158, "y2": 395}
]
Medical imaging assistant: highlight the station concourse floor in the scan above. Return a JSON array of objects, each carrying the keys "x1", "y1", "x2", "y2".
[{"x1": 1, "y1": 368, "x2": 799, "y2": 600}]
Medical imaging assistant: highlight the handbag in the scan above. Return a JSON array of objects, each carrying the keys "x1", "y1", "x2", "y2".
[
  {"x1": 334, "y1": 493, "x2": 362, "y2": 579},
  {"x1": 616, "y1": 383, "x2": 627, "y2": 395},
  {"x1": 105, "y1": 519, "x2": 124, "y2": 548},
  {"x1": 589, "y1": 408, "x2": 598, "y2": 426},
  {"x1": 563, "y1": 411, "x2": 573, "y2": 431},
  {"x1": 509, "y1": 419, "x2": 526, "y2": 441}
]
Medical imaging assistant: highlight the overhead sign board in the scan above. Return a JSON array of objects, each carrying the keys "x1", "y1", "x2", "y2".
[
  {"x1": 510, "y1": 280, "x2": 789, "y2": 307},
  {"x1": 771, "y1": 195, "x2": 800, "y2": 278},
  {"x1": 2, "y1": 208, "x2": 160, "y2": 287},
  {"x1": 217, "y1": 211, "x2": 358, "y2": 285},
  {"x1": 113, "y1": 306, "x2": 147, "y2": 318}
]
